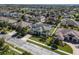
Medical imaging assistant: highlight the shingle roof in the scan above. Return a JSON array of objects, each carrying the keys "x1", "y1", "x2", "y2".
[
  {"x1": 56, "y1": 28, "x2": 79, "y2": 40},
  {"x1": 32, "y1": 22, "x2": 52, "y2": 31}
]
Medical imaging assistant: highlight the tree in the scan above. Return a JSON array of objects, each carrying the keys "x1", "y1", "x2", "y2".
[
  {"x1": 21, "y1": 15, "x2": 25, "y2": 21},
  {"x1": 52, "y1": 37, "x2": 64, "y2": 47},
  {"x1": 0, "y1": 38, "x2": 9, "y2": 55},
  {"x1": 58, "y1": 40, "x2": 64, "y2": 47},
  {"x1": 2, "y1": 45, "x2": 9, "y2": 54},
  {"x1": 0, "y1": 38, "x2": 5, "y2": 48},
  {"x1": 46, "y1": 36, "x2": 53, "y2": 46},
  {"x1": 51, "y1": 44, "x2": 58, "y2": 50},
  {"x1": 20, "y1": 27, "x2": 29, "y2": 36}
]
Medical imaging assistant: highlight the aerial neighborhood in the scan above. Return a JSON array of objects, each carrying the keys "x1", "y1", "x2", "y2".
[{"x1": 0, "y1": 5, "x2": 79, "y2": 55}]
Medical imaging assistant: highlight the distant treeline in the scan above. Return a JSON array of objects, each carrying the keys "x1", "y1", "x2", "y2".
[{"x1": 0, "y1": 4, "x2": 79, "y2": 9}]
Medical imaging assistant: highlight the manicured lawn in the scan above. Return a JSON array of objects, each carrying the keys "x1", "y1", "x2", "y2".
[
  {"x1": 30, "y1": 36, "x2": 46, "y2": 44},
  {"x1": 58, "y1": 44, "x2": 73, "y2": 54}
]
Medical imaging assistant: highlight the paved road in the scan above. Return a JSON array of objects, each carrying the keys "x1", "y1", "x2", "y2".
[
  {"x1": 6, "y1": 37, "x2": 59, "y2": 55},
  {"x1": 3, "y1": 31, "x2": 59, "y2": 55}
]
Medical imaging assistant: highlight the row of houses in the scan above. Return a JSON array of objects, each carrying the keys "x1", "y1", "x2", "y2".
[
  {"x1": 61, "y1": 18, "x2": 79, "y2": 27},
  {"x1": 0, "y1": 11, "x2": 52, "y2": 37},
  {"x1": 0, "y1": 12, "x2": 21, "y2": 18}
]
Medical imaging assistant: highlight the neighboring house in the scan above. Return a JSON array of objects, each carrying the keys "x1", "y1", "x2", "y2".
[
  {"x1": 0, "y1": 12, "x2": 20, "y2": 18},
  {"x1": 56, "y1": 28, "x2": 79, "y2": 43},
  {"x1": 40, "y1": 16, "x2": 45, "y2": 22},
  {"x1": 0, "y1": 17, "x2": 17, "y2": 24},
  {"x1": 10, "y1": 21, "x2": 31, "y2": 31},
  {"x1": 30, "y1": 22, "x2": 52, "y2": 36},
  {"x1": 9, "y1": 12, "x2": 20, "y2": 18},
  {"x1": 61, "y1": 19, "x2": 79, "y2": 27},
  {"x1": 24, "y1": 14, "x2": 32, "y2": 22}
]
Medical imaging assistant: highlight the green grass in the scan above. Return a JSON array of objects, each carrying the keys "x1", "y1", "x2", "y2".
[
  {"x1": 54, "y1": 50, "x2": 67, "y2": 55},
  {"x1": 0, "y1": 47, "x2": 20, "y2": 55},
  {"x1": 3, "y1": 49, "x2": 20, "y2": 55},
  {"x1": 50, "y1": 27, "x2": 55, "y2": 33},
  {"x1": 27, "y1": 40, "x2": 67, "y2": 55},
  {"x1": 58, "y1": 44, "x2": 73, "y2": 54},
  {"x1": 30, "y1": 36, "x2": 46, "y2": 44}
]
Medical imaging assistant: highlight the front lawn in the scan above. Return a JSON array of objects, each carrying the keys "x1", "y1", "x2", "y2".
[
  {"x1": 58, "y1": 43, "x2": 73, "y2": 54},
  {"x1": 30, "y1": 36, "x2": 46, "y2": 44}
]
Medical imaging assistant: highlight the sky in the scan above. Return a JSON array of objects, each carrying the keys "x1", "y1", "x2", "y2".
[{"x1": 0, "y1": 0, "x2": 79, "y2": 4}]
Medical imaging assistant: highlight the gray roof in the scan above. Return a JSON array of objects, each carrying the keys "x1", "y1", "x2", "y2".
[
  {"x1": 56, "y1": 28, "x2": 79, "y2": 40},
  {"x1": 31, "y1": 22, "x2": 52, "y2": 32},
  {"x1": 62, "y1": 19, "x2": 79, "y2": 27}
]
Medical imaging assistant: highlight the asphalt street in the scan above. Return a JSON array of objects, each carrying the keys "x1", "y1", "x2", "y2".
[{"x1": 6, "y1": 37, "x2": 59, "y2": 55}]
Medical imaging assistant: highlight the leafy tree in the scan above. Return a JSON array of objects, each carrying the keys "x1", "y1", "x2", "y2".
[
  {"x1": 20, "y1": 27, "x2": 29, "y2": 36},
  {"x1": 58, "y1": 40, "x2": 64, "y2": 47},
  {"x1": 0, "y1": 38, "x2": 9, "y2": 55},
  {"x1": 2, "y1": 45, "x2": 9, "y2": 54},
  {"x1": 51, "y1": 44, "x2": 58, "y2": 50},
  {"x1": 0, "y1": 38, "x2": 5, "y2": 47},
  {"x1": 46, "y1": 36, "x2": 53, "y2": 46},
  {"x1": 21, "y1": 15, "x2": 25, "y2": 21}
]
